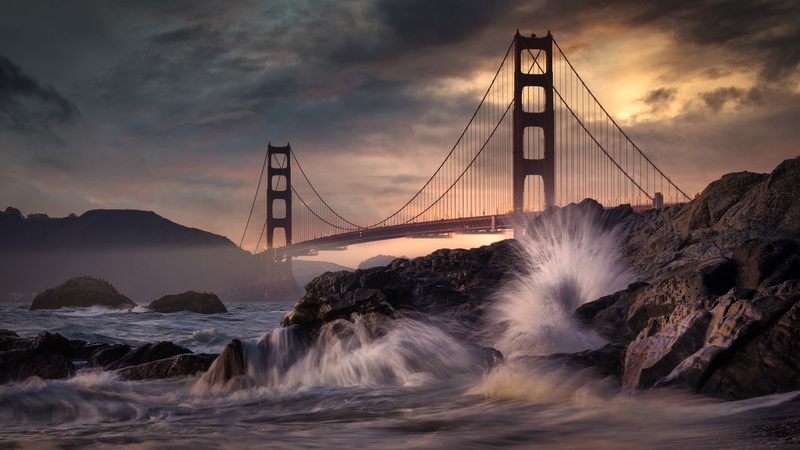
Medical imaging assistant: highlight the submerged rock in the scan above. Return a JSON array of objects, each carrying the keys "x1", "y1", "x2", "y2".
[
  {"x1": 147, "y1": 291, "x2": 228, "y2": 314},
  {"x1": 29, "y1": 276, "x2": 137, "y2": 310}
]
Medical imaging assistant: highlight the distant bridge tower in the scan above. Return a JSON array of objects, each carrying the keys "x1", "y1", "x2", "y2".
[
  {"x1": 267, "y1": 143, "x2": 292, "y2": 256},
  {"x1": 513, "y1": 31, "x2": 555, "y2": 215},
  {"x1": 265, "y1": 143, "x2": 299, "y2": 298}
]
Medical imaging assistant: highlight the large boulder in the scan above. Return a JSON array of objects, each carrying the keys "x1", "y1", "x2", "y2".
[
  {"x1": 29, "y1": 276, "x2": 137, "y2": 310},
  {"x1": 0, "y1": 331, "x2": 75, "y2": 383},
  {"x1": 281, "y1": 239, "x2": 523, "y2": 337},
  {"x1": 147, "y1": 291, "x2": 227, "y2": 314}
]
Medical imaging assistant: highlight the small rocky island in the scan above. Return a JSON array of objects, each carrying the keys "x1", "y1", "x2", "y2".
[
  {"x1": 4, "y1": 156, "x2": 800, "y2": 402},
  {"x1": 148, "y1": 291, "x2": 228, "y2": 314},
  {"x1": 29, "y1": 276, "x2": 137, "y2": 311}
]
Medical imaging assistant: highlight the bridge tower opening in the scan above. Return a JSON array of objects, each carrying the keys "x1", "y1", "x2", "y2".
[{"x1": 513, "y1": 31, "x2": 555, "y2": 218}]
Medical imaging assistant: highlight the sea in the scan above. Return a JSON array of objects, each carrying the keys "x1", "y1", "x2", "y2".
[{"x1": 3, "y1": 212, "x2": 800, "y2": 449}]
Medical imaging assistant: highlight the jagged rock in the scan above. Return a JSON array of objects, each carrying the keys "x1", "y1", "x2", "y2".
[
  {"x1": 199, "y1": 339, "x2": 247, "y2": 387},
  {"x1": 623, "y1": 308, "x2": 712, "y2": 390},
  {"x1": 575, "y1": 282, "x2": 647, "y2": 343},
  {"x1": 0, "y1": 331, "x2": 216, "y2": 385},
  {"x1": 115, "y1": 353, "x2": 218, "y2": 381},
  {"x1": 685, "y1": 171, "x2": 768, "y2": 232},
  {"x1": 549, "y1": 343, "x2": 627, "y2": 379},
  {"x1": 732, "y1": 238, "x2": 800, "y2": 289},
  {"x1": 625, "y1": 257, "x2": 737, "y2": 335},
  {"x1": 0, "y1": 331, "x2": 75, "y2": 383},
  {"x1": 29, "y1": 276, "x2": 136, "y2": 310},
  {"x1": 103, "y1": 341, "x2": 192, "y2": 371},
  {"x1": 281, "y1": 239, "x2": 522, "y2": 337},
  {"x1": 147, "y1": 291, "x2": 228, "y2": 314}
]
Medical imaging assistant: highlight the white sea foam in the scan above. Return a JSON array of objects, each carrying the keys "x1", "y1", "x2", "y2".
[{"x1": 486, "y1": 205, "x2": 634, "y2": 357}]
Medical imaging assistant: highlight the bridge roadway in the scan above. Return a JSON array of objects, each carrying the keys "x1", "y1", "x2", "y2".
[
  {"x1": 273, "y1": 213, "x2": 520, "y2": 259},
  {"x1": 271, "y1": 202, "x2": 665, "y2": 259}
]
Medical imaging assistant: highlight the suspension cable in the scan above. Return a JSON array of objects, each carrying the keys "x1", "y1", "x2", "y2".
[
  {"x1": 239, "y1": 147, "x2": 269, "y2": 248},
  {"x1": 551, "y1": 37, "x2": 690, "y2": 199}
]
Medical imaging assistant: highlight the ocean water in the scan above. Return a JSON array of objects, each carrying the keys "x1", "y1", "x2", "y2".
[
  {"x1": 3, "y1": 304, "x2": 800, "y2": 449},
  {"x1": 3, "y1": 212, "x2": 800, "y2": 448}
]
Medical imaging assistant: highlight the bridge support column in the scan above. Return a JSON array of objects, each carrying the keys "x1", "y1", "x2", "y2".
[
  {"x1": 513, "y1": 31, "x2": 555, "y2": 230},
  {"x1": 267, "y1": 143, "x2": 293, "y2": 256},
  {"x1": 266, "y1": 143, "x2": 297, "y2": 298}
]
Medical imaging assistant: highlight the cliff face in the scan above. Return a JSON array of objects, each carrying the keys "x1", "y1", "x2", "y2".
[{"x1": 282, "y1": 156, "x2": 800, "y2": 400}]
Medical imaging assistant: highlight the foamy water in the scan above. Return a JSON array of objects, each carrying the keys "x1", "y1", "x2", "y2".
[{"x1": 3, "y1": 210, "x2": 800, "y2": 448}]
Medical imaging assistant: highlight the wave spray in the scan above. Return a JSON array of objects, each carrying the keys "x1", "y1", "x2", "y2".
[{"x1": 486, "y1": 202, "x2": 634, "y2": 358}]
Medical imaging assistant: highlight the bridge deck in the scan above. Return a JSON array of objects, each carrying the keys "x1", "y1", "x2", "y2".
[{"x1": 272, "y1": 214, "x2": 518, "y2": 258}]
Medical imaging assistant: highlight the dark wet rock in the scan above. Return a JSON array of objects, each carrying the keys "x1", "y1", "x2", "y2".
[
  {"x1": 0, "y1": 331, "x2": 75, "y2": 383},
  {"x1": 549, "y1": 343, "x2": 627, "y2": 379},
  {"x1": 281, "y1": 239, "x2": 523, "y2": 337},
  {"x1": 115, "y1": 353, "x2": 218, "y2": 381},
  {"x1": 86, "y1": 344, "x2": 133, "y2": 368},
  {"x1": 0, "y1": 331, "x2": 214, "y2": 384},
  {"x1": 199, "y1": 339, "x2": 247, "y2": 387},
  {"x1": 576, "y1": 282, "x2": 647, "y2": 343},
  {"x1": 625, "y1": 257, "x2": 737, "y2": 335},
  {"x1": 684, "y1": 171, "x2": 769, "y2": 232},
  {"x1": 103, "y1": 341, "x2": 192, "y2": 371},
  {"x1": 29, "y1": 276, "x2": 137, "y2": 310},
  {"x1": 732, "y1": 238, "x2": 800, "y2": 289},
  {"x1": 147, "y1": 291, "x2": 228, "y2": 314},
  {"x1": 572, "y1": 158, "x2": 800, "y2": 399},
  {"x1": 623, "y1": 307, "x2": 712, "y2": 390}
]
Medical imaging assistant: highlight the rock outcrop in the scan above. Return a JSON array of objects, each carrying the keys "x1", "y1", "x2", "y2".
[
  {"x1": 583, "y1": 156, "x2": 800, "y2": 399},
  {"x1": 0, "y1": 329, "x2": 216, "y2": 384},
  {"x1": 148, "y1": 291, "x2": 228, "y2": 314},
  {"x1": 281, "y1": 240, "x2": 523, "y2": 337},
  {"x1": 29, "y1": 276, "x2": 137, "y2": 310}
]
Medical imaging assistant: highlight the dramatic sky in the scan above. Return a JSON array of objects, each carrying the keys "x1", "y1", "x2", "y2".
[{"x1": 2, "y1": 0, "x2": 798, "y2": 266}]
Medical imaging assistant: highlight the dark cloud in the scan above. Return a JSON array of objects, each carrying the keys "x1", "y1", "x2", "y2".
[
  {"x1": 0, "y1": 55, "x2": 80, "y2": 132},
  {"x1": 640, "y1": 87, "x2": 677, "y2": 112},
  {"x1": 701, "y1": 86, "x2": 747, "y2": 112},
  {"x1": 570, "y1": 0, "x2": 797, "y2": 83}
]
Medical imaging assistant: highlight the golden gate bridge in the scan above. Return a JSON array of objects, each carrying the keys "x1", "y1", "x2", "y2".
[{"x1": 240, "y1": 31, "x2": 689, "y2": 274}]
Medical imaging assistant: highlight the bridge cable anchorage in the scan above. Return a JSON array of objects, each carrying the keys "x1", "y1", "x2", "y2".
[{"x1": 239, "y1": 146, "x2": 270, "y2": 248}]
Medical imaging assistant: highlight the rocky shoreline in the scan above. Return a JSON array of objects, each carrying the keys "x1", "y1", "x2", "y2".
[{"x1": 3, "y1": 157, "x2": 799, "y2": 401}]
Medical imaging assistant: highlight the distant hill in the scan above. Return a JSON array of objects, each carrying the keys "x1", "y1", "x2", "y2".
[
  {"x1": 358, "y1": 254, "x2": 406, "y2": 269},
  {"x1": 0, "y1": 208, "x2": 309, "y2": 303},
  {"x1": 293, "y1": 259, "x2": 353, "y2": 288}
]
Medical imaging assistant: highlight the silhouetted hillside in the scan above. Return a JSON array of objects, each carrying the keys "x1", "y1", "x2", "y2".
[{"x1": 0, "y1": 208, "x2": 301, "y2": 303}]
